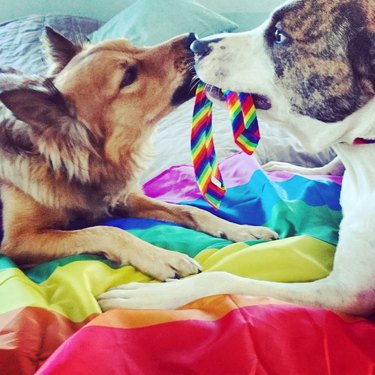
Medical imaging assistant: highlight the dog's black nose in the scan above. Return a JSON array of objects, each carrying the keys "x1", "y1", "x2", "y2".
[
  {"x1": 184, "y1": 32, "x2": 197, "y2": 48},
  {"x1": 190, "y1": 40, "x2": 210, "y2": 57},
  {"x1": 190, "y1": 38, "x2": 222, "y2": 58}
]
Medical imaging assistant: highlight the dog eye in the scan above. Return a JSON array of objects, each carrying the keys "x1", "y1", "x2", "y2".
[
  {"x1": 274, "y1": 27, "x2": 288, "y2": 45},
  {"x1": 120, "y1": 66, "x2": 138, "y2": 88}
]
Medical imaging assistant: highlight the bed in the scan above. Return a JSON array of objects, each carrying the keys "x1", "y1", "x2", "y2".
[{"x1": 0, "y1": 1, "x2": 374, "y2": 374}]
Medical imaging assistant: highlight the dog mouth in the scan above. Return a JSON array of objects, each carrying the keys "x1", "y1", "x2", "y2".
[
  {"x1": 171, "y1": 73, "x2": 195, "y2": 106},
  {"x1": 203, "y1": 84, "x2": 272, "y2": 110}
]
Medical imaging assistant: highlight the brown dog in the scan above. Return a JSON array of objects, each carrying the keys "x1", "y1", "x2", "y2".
[{"x1": 0, "y1": 28, "x2": 277, "y2": 281}]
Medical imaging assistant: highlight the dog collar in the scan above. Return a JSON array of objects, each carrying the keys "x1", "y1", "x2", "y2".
[{"x1": 353, "y1": 138, "x2": 375, "y2": 145}]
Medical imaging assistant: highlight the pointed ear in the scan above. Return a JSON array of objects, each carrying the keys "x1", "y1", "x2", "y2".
[
  {"x1": 0, "y1": 80, "x2": 71, "y2": 131},
  {"x1": 43, "y1": 26, "x2": 84, "y2": 74},
  {"x1": 0, "y1": 80, "x2": 99, "y2": 182}
]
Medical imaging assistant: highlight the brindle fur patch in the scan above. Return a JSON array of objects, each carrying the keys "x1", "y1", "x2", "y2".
[{"x1": 265, "y1": 0, "x2": 375, "y2": 122}]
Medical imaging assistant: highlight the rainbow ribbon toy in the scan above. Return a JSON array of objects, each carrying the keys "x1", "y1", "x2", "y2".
[{"x1": 191, "y1": 82, "x2": 260, "y2": 209}]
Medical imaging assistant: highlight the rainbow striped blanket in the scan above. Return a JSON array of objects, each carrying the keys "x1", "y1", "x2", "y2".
[{"x1": 1, "y1": 152, "x2": 374, "y2": 374}]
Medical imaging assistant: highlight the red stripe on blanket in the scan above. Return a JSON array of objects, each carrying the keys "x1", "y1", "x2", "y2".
[
  {"x1": 38, "y1": 296, "x2": 375, "y2": 375},
  {"x1": 0, "y1": 307, "x2": 96, "y2": 374}
]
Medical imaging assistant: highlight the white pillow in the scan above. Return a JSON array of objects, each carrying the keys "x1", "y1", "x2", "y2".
[{"x1": 89, "y1": 0, "x2": 238, "y2": 46}]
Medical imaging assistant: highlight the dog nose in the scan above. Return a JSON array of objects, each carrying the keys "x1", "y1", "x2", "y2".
[
  {"x1": 190, "y1": 38, "x2": 222, "y2": 58},
  {"x1": 190, "y1": 40, "x2": 210, "y2": 57},
  {"x1": 184, "y1": 33, "x2": 197, "y2": 49}
]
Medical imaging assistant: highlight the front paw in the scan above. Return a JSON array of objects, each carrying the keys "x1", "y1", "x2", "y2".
[
  {"x1": 222, "y1": 224, "x2": 278, "y2": 242},
  {"x1": 129, "y1": 247, "x2": 202, "y2": 281},
  {"x1": 262, "y1": 161, "x2": 295, "y2": 172},
  {"x1": 98, "y1": 281, "x2": 184, "y2": 311}
]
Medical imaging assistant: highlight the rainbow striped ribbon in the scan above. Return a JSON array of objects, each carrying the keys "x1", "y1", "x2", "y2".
[
  {"x1": 191, "y1": 83, "x2": 226, "y2": 209},
  {"x1": 224, "y1": 90, "x2": 260, "y2": 154},
  {"x1": 191, "y1": 82, "x2": 260, "y2": 209}
]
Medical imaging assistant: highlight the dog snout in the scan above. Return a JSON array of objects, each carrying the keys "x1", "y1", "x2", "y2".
[
  {"x1": 190, "y1": 38, "x2": 222, "y2": 58},
  {"x1": 190, "y1": 40, "x2": 210, "y2": 58}
]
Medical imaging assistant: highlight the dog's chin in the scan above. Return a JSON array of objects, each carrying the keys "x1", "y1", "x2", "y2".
[{"x1": 203, "y1": 84, "x2": 272, "y2": 110}]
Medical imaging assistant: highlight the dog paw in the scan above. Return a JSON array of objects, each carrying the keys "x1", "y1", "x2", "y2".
[
  {"x1": 97, "y1": 272, "x2": 238, "y2": 311},
  {"x1": 129, "y1": 248, "x2": 202, "y2": 281},
  {"x1": 262, "y1": 161, "x2": 304, "y2": 173},
  {"x1": 97, "y1": 272, "x2": 215, "y2": 311},
  {"x1": 222, "y1": 224, "x2": 278, "y2": 242},
  {"x1": 98, "y1": 281, "x2": 185, "y2": 310}
]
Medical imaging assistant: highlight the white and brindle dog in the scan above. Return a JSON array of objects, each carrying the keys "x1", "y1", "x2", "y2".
[{"x1": 98, "y1": 0, "x2": 375, "y2": 316}]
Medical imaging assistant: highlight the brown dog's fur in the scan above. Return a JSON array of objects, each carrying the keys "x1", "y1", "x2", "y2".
[{"x1": 0, "y1": 29, "x2": 276, "y2": 281}]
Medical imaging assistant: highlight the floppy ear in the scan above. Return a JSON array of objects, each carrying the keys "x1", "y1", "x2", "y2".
[
  {"x1": 349, "y1": 31, "x2": 375, "y2": 98},
  {"x1": 0, "y1": 81, "x2": 98, "y2": 182},
  {"x1": 350, "y1": 4, "x2": 375, "y2": 97},
  {"x1": 43, "y1": 26, "x2": 84, "y2": 74}
]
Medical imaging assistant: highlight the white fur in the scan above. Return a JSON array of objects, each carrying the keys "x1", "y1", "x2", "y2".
[{"x1": 98, "y1": 1, "x2": 375, "y2": 316}]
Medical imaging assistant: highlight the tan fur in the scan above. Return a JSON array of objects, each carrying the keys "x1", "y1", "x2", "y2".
[{"x1": 0, "y1": 30, "x2": 277, "y2": 281}]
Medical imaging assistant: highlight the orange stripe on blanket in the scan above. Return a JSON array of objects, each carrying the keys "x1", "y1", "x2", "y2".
[{"x1": 88, "y1": 295, "x2": 290, "y2": 329}]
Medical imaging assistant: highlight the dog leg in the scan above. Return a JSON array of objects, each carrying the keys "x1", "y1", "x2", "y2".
[
  {"x1": 99, "y1": 241, "x2": 375, "y2": 315},
  {"x1": 98, "y1": 270, "x2": 371, "y2": 315},
  {"x1": 98, "y1": 199, "x2": 375, "y2": 315},
  {"x1": 124, "y1": 193, "x2": 278, "y2": 242},
  {"x1": 1, "y1": 186, "x2": 200, "y2": 280},
  {"x1": 263, "y1": 156, "x2": 344, "y2": 176}
]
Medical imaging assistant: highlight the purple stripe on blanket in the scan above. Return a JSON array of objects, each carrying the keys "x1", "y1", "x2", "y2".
[
  {"x1": 143, "y1": 152, "x2": 258, "y2": 203},
  {"x1": 143, "y1": 152, "x2": 341, "y2": 203}
]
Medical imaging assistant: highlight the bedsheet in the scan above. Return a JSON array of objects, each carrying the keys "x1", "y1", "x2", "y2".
[{"x1": 0, "y1": 152, "x2": 374, "y2": 374}]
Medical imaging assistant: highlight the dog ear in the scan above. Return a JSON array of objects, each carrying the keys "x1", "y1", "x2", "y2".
[
  {"x1": 43, "y1": 27, "x2": 84, "y2": 74},
  {"x1": 0, "y1": 81, "x2": 98, "y2": 182},
  {"x1": 348, "y1": 4, "x2": 375, "y2": 97},
  {"x1": 0, "y1": 80, "x2": 71, "y2": 131},
  {"x1": 349, "y1": 31, "x2": 375, "y2": 98}
]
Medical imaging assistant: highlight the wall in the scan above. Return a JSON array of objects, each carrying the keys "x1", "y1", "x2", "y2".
[
  {"x1": 0, "y1": 0, "x2": 283, "y2": 24},
  {"x1": 0, "y1": 0, "x2": 134, "y2": 23},
  {"x1": 201, "y1": 0, "x2": 283, "y2": 13}
]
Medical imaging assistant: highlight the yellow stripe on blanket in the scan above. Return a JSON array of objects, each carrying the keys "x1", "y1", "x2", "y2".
[
  {"x1": 0, "y1": 263, "x2": 150, "y2": 322},
  {"x1": 197, "y1": 235, "x2": 335, "y2": 281},
  {"x1": 0, "y1": 235, "x2": 334, "y2": 322}
]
